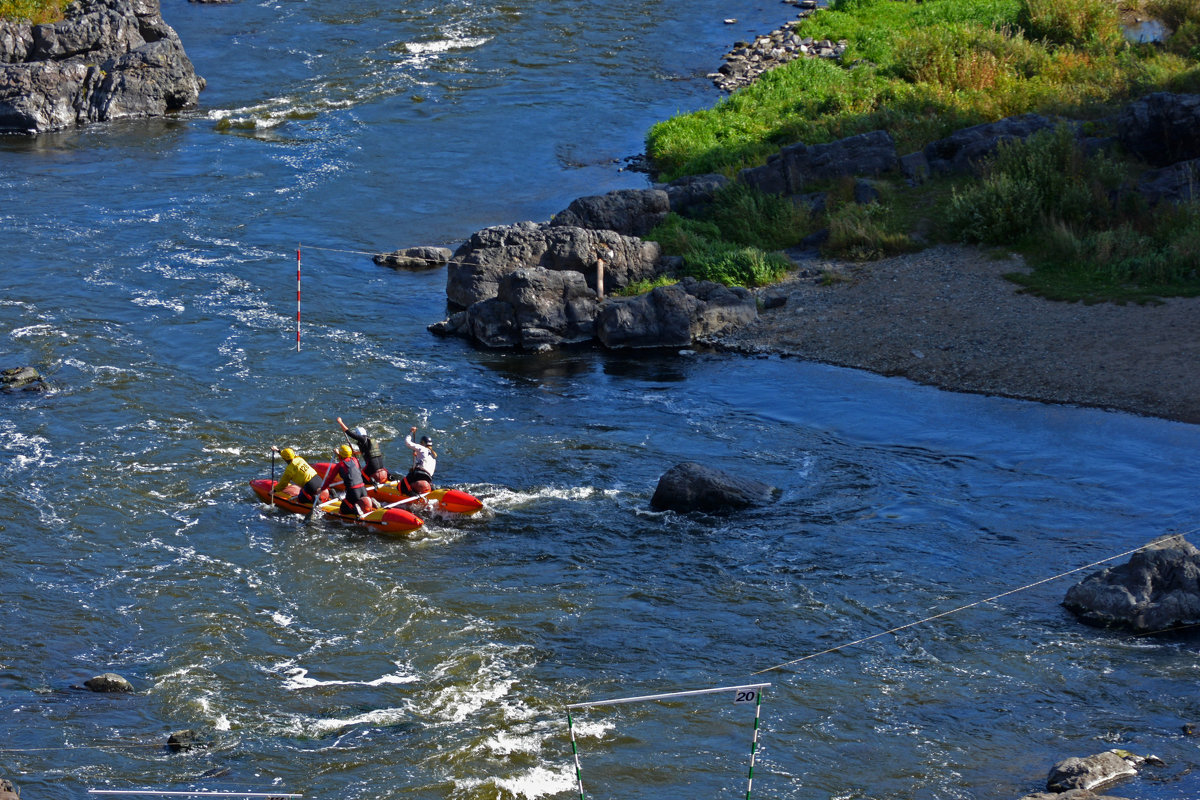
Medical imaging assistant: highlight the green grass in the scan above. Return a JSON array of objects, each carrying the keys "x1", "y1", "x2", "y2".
[
  {"x1": 0, "y1": 0, "x2": 66, "y2": 23},
  {"x1": 644, "y1": 0, "x2": 1200, "y2": 302},
  {"x1": 646, "y1": 0, "x2": 1200, "y2": 181}
]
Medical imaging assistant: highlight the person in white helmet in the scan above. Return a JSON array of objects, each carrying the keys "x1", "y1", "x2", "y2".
[
  {"x1": 336, "y1": 417, "x2": 393, "y2": 484},
  {"x1": 400, "y1": 425, "x2": 438, "y2": 496}
]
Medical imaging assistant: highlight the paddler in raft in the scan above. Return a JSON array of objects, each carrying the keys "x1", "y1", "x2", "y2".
[
  {"x1": 334, "y1": 443, "x2": 376, "y2": 517},
  {"x1": 335, "y1": 417, "x2": 393, "y2": 485},
  {"x1": 272, "y1": 447, "x2": 330, "y2": 506},
  {"x1": 400, "y1": 425, "x2": 437, "y2": 496}
]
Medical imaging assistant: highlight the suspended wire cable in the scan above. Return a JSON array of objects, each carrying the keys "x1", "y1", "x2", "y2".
[{"x1": 751, "y1": 530, "x2": 1196, "y2": 676}]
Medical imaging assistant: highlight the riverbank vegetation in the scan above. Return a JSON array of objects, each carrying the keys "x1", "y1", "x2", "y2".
[
  {"x1": 0, "y1": 0, "x2": 66, "y2": 24},
  {"x1": 644, "y1": 0, "x2": 1200, "y2": 302}
]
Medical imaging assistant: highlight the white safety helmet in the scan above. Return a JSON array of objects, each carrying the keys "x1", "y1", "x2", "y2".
[{"x1": 352, "y1": 426, "x2": 367, "y2": 438}]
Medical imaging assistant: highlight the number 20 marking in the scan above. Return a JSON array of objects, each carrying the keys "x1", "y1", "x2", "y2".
[{"x1": 734, "y1": 689, "x2": 757, "y2": 704}]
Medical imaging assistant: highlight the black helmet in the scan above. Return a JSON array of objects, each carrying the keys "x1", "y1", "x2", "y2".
[{"x1": 420, "y1": 435, "x2": 433, "y2": 447}]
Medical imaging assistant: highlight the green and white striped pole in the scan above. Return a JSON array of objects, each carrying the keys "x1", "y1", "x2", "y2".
[{"x1": 746, "y1": 686, "x2": 764, "y2": 800}]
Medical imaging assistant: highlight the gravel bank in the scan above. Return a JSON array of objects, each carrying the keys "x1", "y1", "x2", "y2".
[{"x1": 710, "y1": 244, "x2": 1200, "y2": 425}]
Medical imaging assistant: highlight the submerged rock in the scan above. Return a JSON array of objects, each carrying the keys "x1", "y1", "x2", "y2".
[
  {"x1": 650, "y1": 461, "x2": 774, "y2": 513},
  {"x1": 83, "y1": 672, "x2": 134, "y2": 692}
]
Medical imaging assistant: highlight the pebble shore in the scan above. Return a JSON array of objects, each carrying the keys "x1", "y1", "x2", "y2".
[{"x1": 710, "y1": 245, "x2": 1200, "y2": 425}]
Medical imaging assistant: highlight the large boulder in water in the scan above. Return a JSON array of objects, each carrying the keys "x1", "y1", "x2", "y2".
[
  {"x1": 1062, "y1": 535, "x2": 1200, "y2": 632},
  {"x1": 650, "y1": 462, "x2": 774, "y2": 513},
  {"x1": 447, "y1": 267, "x2": 599, "y2": 351},
  {"x1": 1, "y1": 366, "x2": 44, "y2": 392},
  {"x1": 0, "y1": 0, "x2": 204, "y2": 134},
  {"x1": 595, "y1": 278, "x2": 757, "y2": 349},
  {"x1": 445, "y1": 222, "x2": 662, "y2": 308},
  {"x1": 1045, "y1": 750, "x2": 1162, "y2": 794},
  {"x1": 550, "y1": 188, "x2": 669, "y2": 238}
]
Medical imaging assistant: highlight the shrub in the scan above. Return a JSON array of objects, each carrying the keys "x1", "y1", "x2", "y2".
[
  {"x1": 1015, "y1": 0, "x2": 1123, "y2": 49},
  {"x1": 645, "y1": 213, "x2": 793, "y2": 289},
  {"x1": 0, "y1": 0, "x2": 65, "y2": 22},
  {"x1": 823, "y1": 201, "x2": 917, "y2": 260},
  {"x1": 703, "y1": 182, "x2": 814, "y2": 250}
]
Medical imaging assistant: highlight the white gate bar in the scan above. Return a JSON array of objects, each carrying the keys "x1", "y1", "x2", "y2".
[
  {"x1": 566, "y1": 682, "x2": 770, "y2": 709},
  {"x1": 89, "y1": 792, "x2": 302, "y2": 798}
]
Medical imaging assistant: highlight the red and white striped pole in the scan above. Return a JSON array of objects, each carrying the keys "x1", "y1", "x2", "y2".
[{"x1": 296, "y1": 243, "x2": 301, "y2": 352}]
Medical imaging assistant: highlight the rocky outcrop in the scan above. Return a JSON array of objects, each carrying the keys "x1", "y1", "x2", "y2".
[
  {"x1": 0, "y1": 0, "x2": 204, "y2": 134},
  {"x1": 1018, "y1": 790, "x2": 1132, "y2": 800},
  {"x1": 596, "y1": 278, "x2": 756, "y2": 349},
  {"x1": 1135, "y1": 156, "x2": 1200, "y2": 205},
  {"x1": 711, "y1": 2, "x2": 843, "y2": 93},
  {"x1": 550, "y1": 188, "x2": 669, "y2": 238},
  {"x1": 0, "y1": 778, "x2": 20, "y2": 800},
  {"x1": 657, "y1": 172, "x2": 729, "y2": 217},
  {"x1": 1062, "y1": 535, "x2": 1200, "y2": 632},
  {"x1": 650, "y1": 461, "x2": 775, "y2": 513},
  {"x1": 920, "y1": 114, "x2": 1060, "y2": 175},
  {"x1": 1118, "y1": 92, "x2": 1200, "y2": 167},
  {"x1": 738, "y1": 129, "x2": 898, "y2": 197},
  {"x1": 1, "y1": 366, "x2": 44, "y2": 391},
  {"x1": 445, "y1": 221, "x2": 661, "y2": 309},
  {"x1": 445, "y1": 267, "x2": 599, "y2": 351},
  {"x1": 1045, "y1": 750, "x2": 1162, "y2": 794},
  {"x1": 373, "y1": 246, "x2": 452, "y2": 270},
  {"x1": 83, "y1": 672, "x2": 134, "y2": 692}
]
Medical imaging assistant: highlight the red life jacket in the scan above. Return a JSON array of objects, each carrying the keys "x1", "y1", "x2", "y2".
[{"x1": 337, "y1": 456, "x2": 365, "y2": 490}]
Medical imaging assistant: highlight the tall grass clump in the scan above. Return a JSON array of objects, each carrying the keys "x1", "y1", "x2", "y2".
[
  {"x1": 1146, "y1": 0, "x2": 1200, "y2": 55},
  {"x1": 946, "y1": 124, "x2": 1122, "y2": 243},
  {"x1": 646, "y1": 213, "x2": 794, "y2": 289},
  {"x1": 822, "y1": 200, "x2": 918, "y2": 261},
  {"x1": 1015, "y1": 0, "x2": 1123, "y2": 49},
  {"x1": 0, "y1": 0, "x2": 65, "y2": 23}
]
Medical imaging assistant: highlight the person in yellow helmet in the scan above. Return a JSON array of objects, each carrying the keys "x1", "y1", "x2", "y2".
[
  {"x1": 272, "y1": 446, "x2": 326, "y2": 505},
  {"x1": 335, "y1": 443, "x2": 374, "y2": 516}
]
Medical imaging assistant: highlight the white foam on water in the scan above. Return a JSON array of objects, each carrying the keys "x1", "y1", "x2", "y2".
[
  {"x1": 10, "y1": 323, "x2": 67, "y2": 339},
  {"x1": 456, "y1": 764, "x2": 576, "y2": 800},
  {"x1": 403, "y1": 35, "x2": 490, "y2": 56},
  {"x1": 305, "y1": 706, "x2": 410, "y2": 736},
  {"x1": 280, "y1": 664, "x2": 418, "y2": 691}
]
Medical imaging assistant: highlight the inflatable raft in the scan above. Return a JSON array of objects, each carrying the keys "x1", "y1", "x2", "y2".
[
  {"x1": 312, "y1": 463, "x2": 484, "y2": 516},
  {"x1": 249, "y1": 478, "x2": 424, "y2": 535}
]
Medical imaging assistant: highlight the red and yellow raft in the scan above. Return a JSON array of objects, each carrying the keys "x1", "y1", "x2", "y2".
[
  {"x1": 312, "y1": 463, "x2": 484, "y2": 517},
  {"x1": 249, "y1": 478, "x2": 424, "y2": 536}
]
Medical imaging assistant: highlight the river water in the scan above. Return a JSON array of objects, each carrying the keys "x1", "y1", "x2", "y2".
[{"x1": 1, "y1": 2, "x2": 1199, "y2": 799}]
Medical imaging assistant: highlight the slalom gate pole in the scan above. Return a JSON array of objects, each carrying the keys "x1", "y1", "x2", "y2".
[
  {"x1": 567, "y1": 707, "x2": 586, "y2": 800},
  {"x1": 295, "y1": 244, "x2": 301, "y2": 352},
  {"x1": 746, "y1": 686, "x2": 764, "y2": 800}
]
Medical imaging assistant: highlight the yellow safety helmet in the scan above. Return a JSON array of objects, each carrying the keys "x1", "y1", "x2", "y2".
[
  {"x1": 337, "y1": 444, "x2": 353, "y2": 459},
  {"x1": 280, "y1": 447, "x2": 296, "y2": 461}
]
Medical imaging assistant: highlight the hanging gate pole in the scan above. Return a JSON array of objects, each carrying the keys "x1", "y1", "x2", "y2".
[
  {"x1": 565, "y1": 682, "x2": 769, "y2": 800},
  {"x1": 295, "y1": 244, "x2": 302, "y2": 352},
  {"x1": 746, "y1": 686, "x2": 763, "y2": 800},
  {"x1": 567, "y1": 707, "x2": 586, "y2": 800}
]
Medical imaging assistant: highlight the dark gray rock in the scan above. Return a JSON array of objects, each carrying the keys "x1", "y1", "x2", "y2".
[
  {"x1": 0, "y1": 778, "x2": 19, "y2": 800},
  {"x1": 650, "y1": 461, "x2": 775, "y2": 513},
  {"x1": 657, "y1": 172, "x2": 729, "y2": 217},
  {"x1": 374, "y1": 246, "x2": 452, "y2": 270},
  {"x1": 550, "y1": 188, "x2": 669, "y2": 238},
  {"x1": 458, "y1": 267, "x2": 598, "y2": 351},
  {"x1": 738, "y1": 130, "x2": 898, "y2": 196},
  {"x1": 0, "y1": 0, "x2": 204, "y2": 133},
  {"x1": 923, "y1": 114, "x2": 1059, "y2": 175},
  {"x1": 1, "y1": 366, "x2": 44, "y2": 391},
  {"x1": 84, "y1": 672, "x2": 134, "y2": 692},
  {"x1": 1018, "y1": 790, "x2": 1132, "y2": 800},
  {"x1": 1136, "y1": 157, "x2": 1200, "y2": 205},
  {"x1": 1046, "y1": 750, "x2": 1160, "y2": 793},
  {"x1": 1117, "y1": 92, "x2": 1200, "y2": 167},
  {"x1": 596, "y1": 278, "x2": 756, "y2": 350},
  {"x1": 445, "y1": 222, "x2": 661, "y2": 308},
  {"x1": 1062, "y1": 534, "x2": 1200, "y2": 632}
]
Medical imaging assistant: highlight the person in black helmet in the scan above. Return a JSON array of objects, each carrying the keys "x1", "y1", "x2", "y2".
[
  {"x1": 400, "y1": 425, "x2": 437, "y2": 496},
  {"x1": 336, "y1": 417, "x2": 392, "y2": 484}
]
